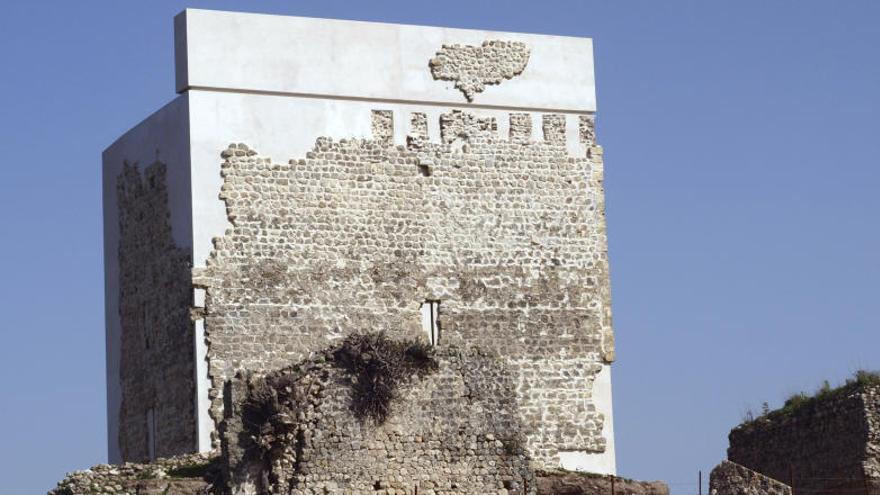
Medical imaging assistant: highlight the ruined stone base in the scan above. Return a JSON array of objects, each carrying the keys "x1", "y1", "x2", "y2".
[
  {"x1": 49, "y1": 451, "x2": 217, "y2": 495},
  {"x1": 221, "y1": 341, "x2": 535, "y2": 494},
  {"x1": 535, "y1": 470, "x2": 668, "y2": 495}
]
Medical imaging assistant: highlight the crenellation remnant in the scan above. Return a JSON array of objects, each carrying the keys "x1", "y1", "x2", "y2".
[
  {"x1": 542, "y1": 114, "x2": 567, "y2": 146},
  {"x1": 509, "y1": 113, "x2": 532, "y2": 144}
]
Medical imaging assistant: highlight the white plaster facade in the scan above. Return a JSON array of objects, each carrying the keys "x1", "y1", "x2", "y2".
[{"x1": 103, "y1": 9, "x2": 614, "y2": 473}]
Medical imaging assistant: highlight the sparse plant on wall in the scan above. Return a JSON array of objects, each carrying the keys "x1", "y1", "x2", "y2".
[{"x1": 331, "y1": 331, "x2": 438, "y2": 423}]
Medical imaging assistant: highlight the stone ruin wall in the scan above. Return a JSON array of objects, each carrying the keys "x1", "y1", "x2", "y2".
[
  {"x1": 710, "y1": 460, "x2": 793, "y2": 495},
  {"x1": 867, "y1": 387, "x2": 880, "y2": 483},
  {"x1": 193, "y1": 108, "x2": 611, "y2": 468},
  {"x1": 116, "y1": 162, "x2": 196, "y2": 461},
  {"x1": 222, "y1": 348, "x2": 535, "y2": 494},
  {"x1": 727, "y1": 385, "x2": 880, "y2": 495}
]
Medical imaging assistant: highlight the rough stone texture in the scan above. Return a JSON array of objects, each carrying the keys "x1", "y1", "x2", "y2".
[
  {"x1": 541, "y1": 114, "x2": 566, "y2": 146},
  {"x1": 509, "y1": 113, "x2": 532, "y2": 144},
  {"x1": 728, "y1": 384, "x2": 880, "y2": 495},
  {"x1": 194, "y1": 109, "x2": 613, "y2": 468},
  {"x1": 429, "y1": 41, "x2": 530, "y2": 102},
  {"x1": 407, "y1": 112, "x2": 428, "y2": 149},
  {"x1": 372, "y1": 110, "x2": 394, "y2": 146},
  {"x1": 221, "y1": 344, "x2": 534, "y2": 494},
  {"x1": 710, "y1": 461, "x2": 792, "y2": 495},
  {"x1": 579, "y1": 116, "x2": 596, "y2": 147},
  {"x1": 49, "y1": 451, "x2": 216, "y2": 495},
  {"x1": 116, "y1": 161, "x2": 196, "y2": 461},
  {"x1": 535, "y1": 470, "x2": 669, "y2": 495}
]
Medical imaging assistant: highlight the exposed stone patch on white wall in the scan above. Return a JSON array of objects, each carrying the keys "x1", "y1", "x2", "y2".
[{"x1": 429, "y1": 40, "x2": 531, "y2": 102}]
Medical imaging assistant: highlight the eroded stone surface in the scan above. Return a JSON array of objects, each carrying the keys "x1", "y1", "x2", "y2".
[
  {"x1": 195, "y1": 109, "x2": 613, "y2": 467},
  {"x1": 116, "y1": 161, "x2": 195, "y2": 461},
  {"x1": 429, "y1": 41, "x2": 530, "y2": 101}
]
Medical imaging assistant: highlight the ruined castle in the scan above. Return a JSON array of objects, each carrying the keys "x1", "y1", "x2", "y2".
[{"x1": 101, "y1": 9, "x2": 616, "y2": 490}]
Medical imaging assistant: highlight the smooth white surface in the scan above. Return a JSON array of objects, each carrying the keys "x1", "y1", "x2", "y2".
[
  {"x1": 194, "y1": 318, "x2": 213, "y2": 451},
  {"x1": 102, "y1": 96, "x2": 192, "y2": 463},
  {"x1": 558, "y1": 363, "x2": 617, "y2": 475},
  {"x1": 175, "y1": 9, "x2": 596, "y2": 112}
]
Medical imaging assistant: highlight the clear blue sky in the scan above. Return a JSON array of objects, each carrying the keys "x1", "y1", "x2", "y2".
[{"x1": 1, "y1": 1, "x2": 878, "y2": 493}]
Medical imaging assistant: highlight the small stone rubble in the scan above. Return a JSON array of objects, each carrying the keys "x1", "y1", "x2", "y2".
[{"x1": 429, "y1": 40, "x2": 530, "y2": 101}]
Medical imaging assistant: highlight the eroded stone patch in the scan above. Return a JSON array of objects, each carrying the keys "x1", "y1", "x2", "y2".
[{"x1": 429, "y1": 40, "x2": 530, "y2": 101}]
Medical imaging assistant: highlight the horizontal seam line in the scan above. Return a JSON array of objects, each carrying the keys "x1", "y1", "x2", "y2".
[{"x1": 181, "y1": 85, "x2": 596, "y2": 115}]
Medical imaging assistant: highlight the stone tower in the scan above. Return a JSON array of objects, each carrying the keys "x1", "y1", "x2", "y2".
[{"x1": 103, "y1": 9, "x2": 616, "y2": 474}]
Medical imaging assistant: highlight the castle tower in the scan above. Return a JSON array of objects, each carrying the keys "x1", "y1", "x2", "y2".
[{"x1": 103, "y1": 9, "x2": 615, "y2": 474}]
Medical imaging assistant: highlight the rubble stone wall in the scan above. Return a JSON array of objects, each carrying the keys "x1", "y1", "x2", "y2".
[
  {"x1": 116, "y1": 161, "x2": 196, "y2": 461},
  {"x1": 222, "y1": 347, "x2": 534, "y2": 494},
  {"x1": 728, "y1": 385, "x2": 880, "y2": 495},
  {"x1": 194, "y1": 108, "x2": 611, "y2": 467},
  {"x1": 710, "y1": 460, "x2": 792, "y2": 495}
]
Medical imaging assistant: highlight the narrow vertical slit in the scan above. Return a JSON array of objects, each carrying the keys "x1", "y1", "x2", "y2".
[
  {"x1": 420, "y1": 300, "x2": 441, "y2": 346},
  {"x1": 431, "y1": 301, "x2": 440, "y2": 346}
]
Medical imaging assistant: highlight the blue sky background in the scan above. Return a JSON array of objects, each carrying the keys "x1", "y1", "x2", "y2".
[{"x1": 1, "y1": 1, "x2": 878, "y2": 493}]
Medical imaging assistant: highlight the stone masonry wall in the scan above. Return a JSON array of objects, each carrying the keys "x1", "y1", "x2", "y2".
[
  {"x1": 116, "y1": 162, "x2": 196, "y2": 461},
  {"x1": 865, "y1": 387, "x2": 880, "y2": 486},
  {"x1": 222, "y1": 346, "x2": 534, "y2": 494},
  {"x1": 728, "y1": 385, "x2": 880, "y2": 495},
  {"x1": 710, "y1": 460, "x2": 793, "y2": 495},
  {"x1": 193, "y1": 108, "x2": 612, "y2": 467}
]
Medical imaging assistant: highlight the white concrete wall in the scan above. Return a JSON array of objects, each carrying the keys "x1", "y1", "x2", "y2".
[
  {"x1": 174, "y1": 9, "x2": 596, "y2": 112},
  {"x1": 102, "y1": 96, "x2": 192, "y2": 463}
]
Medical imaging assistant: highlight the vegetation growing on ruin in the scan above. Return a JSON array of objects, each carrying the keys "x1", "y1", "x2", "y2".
[
  {"x1": 332, "y1": 331, "x2": 438, "y2": 423},
  {"x1": 738, "y1": 370, "x2": 880, "y2": 428}
]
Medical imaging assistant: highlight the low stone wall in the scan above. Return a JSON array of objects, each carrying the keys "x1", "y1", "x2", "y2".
[
  {"x1": 727, "y1": 384, "x2": 880, "y2": 495},
  {"x1": 710, "y1": 460, "x2": 792, "y2": 495},
  {"x1": 221, "y1": 341, "x2": 534, "y2": 494}
]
